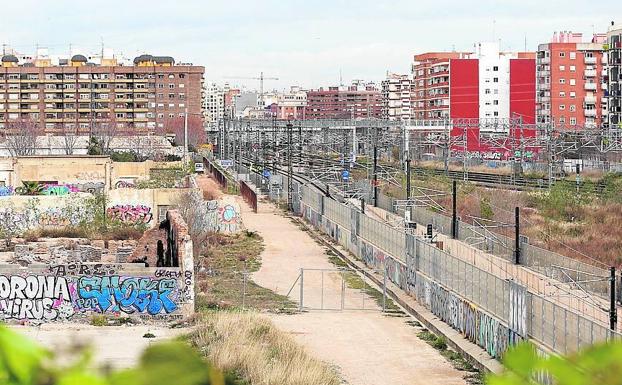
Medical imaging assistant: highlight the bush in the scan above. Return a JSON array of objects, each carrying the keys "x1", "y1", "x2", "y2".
[{"x1": 111, "y1": 151, "x2": 140, "y2": 162}]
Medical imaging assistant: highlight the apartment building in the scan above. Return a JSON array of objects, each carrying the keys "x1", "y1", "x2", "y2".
[
  {"x1": 267, "y1": 86, "x2": 307, "y2": 120},
  {"x1": 205, "y1": 82, "x2": 225, "y2": 130},
  {"x1": 381, "y1": 73, "x2": 413, "y2": 121},
  {"x1": 0, "y1": 50, "x2": 204, "y2": 134},
  {"x1": 306, "y1": 81, "x2": 382, "y2": 119},
  {"x1": 607, "y1": 22, "x2": 622, "y2": 128},
  {"x1": 412, "y1": 43, "x2": 535, "y2": 127},
  {"x1": 536, "y1": 31, "x2": 607, "y2": 128}
]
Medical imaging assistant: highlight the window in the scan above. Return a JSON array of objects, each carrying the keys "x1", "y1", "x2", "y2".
[
  {"x1": 559, "y1": 52, "x2": 565, "y2": 57},
  {"x1": 168, "y1": 113, "x2": 175, "y2": 118},
  {"x1": 179, "y1": 103, "x2": 185, "y2": 108},
  {"x1": 157, "y1": 74, "x2": 164, "y2": 79},
  {"x1": 168, "y1": 74, "x2": 174, "y2": 79},
  {"x1": 493, "y1": 100, "x2": 499, "y2": 105},
  {"x1": 179, "y1": 93, "x2": 185, "y2": 99},
  {"x1": 559, "y1": 65, "x2": 565, "y2": 71},
  {"x1": 169, "y1": 84, "x2": 175, "y2": 89},
  {"x1": 168, "y1": 103, "x2": 174, "y2": 108},
  {"x1": 569, "y1": 52, "x2": 576, "y2": 59},
  {"x1": 570, "y1": 65, "x2": 576, "y2": 71},
  {"x1": 570, "y1": 92, "x2": 576, "y2": 98},
  {"x1": 493, "y1": 66, "x2": 498, "y2": 71},
  {"x1": 157, "y1": 113, "x2": 164, "y2": 119},
  {"x1": 179, "y1": 113, "x2": 184, "y2": 117},
  {"x1": 493, "y1": 77, "x2": 498, "y2": 83},
  {"x1": 179, "y1": 83, "x2": 185, "y2": 88},
  {"x1": 559, "y1": 116, "x2": 565, "y2": 124},
  {"x1": 559, "y1": 91, "x2": 566, "y2": 97},
  {"x1": 158, "y1": 84, "x2": 164, "y2": 89},
  {"x1": 569, "y1": 105, "x2": 576, "y2": 112},
  {"x1": 559, "y1": 79, "x2": 566, "y2": 84},
  {"x1": 559, "y1": 104, "x2": 565, "y2": 110},
  {"x1": 179, "y1": 74, "x2": 185, "y2": 79},
  {"x1": 569, "y1": 79, "x2": 576, "y2": 86},
  {"x1": 493, "y1": 111, "x2": 499, "y2": 116},
  {"x1": 168, "y1": 93, "x2": 175, "y2": 98},
  {"x1": 569, "y1": 117, "x2": 577, "y2": 125},
  {"x1": 485, "y1": 89, "x2": 491, "y2": 94}
]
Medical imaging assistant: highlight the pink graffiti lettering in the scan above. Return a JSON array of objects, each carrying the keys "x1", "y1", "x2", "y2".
[{"x1": 107, "y1": 205, "x2": 152, "y2": 224}]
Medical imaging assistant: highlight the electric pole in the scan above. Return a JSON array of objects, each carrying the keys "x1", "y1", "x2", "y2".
[{"x1": 287, "y1": 122, "x2": 293, "y2": 211}]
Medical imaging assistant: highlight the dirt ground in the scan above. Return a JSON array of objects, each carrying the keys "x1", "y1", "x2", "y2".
[
  {"x1": 14, "y1": 324, "x2": 187, "y2": 369},
  {"x1": 242, "y1": 198, "x2": 468, "y2": 385}
]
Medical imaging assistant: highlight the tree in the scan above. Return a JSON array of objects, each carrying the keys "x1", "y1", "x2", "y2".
[
  {"x1": 164, "y1": 115, "x2": 206, "y2": 152},
  {"x1": 62, "y1": 125, "x2": 79, "y2": 155},
  {"x1": 3, "y1": 118, "x2": 42, "y2": 156},
  {"x1": 90, "y1": 116, "x2": 119, "y2": 155}
]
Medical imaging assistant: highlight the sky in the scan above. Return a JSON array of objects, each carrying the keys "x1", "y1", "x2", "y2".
[{"x1": 0, "y1": 0, "x2": 618, "y2": 91}]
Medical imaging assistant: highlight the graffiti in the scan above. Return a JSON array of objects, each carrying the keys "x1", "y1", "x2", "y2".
[
  {"x1": 0, "y1": 186, "x2": 14, "y2": 196},
  {"x1": 74, "y1": 182, "x2": 105, "y2": 194},
  {"x1": 0, "y1": 275, "x2": 74, "y2": 321},
  {"x1": 42, "y1": 184, "x2": 79, "y2": 196},
  {"x1": 154, "y1": 269, "x2": 182, "y2": 279},
  {"x1": 77, "y1": 276, "x2": 178, "y2": 315},
  {"x1": 200, "y1": 199, "x2": 241, "y2": 233},
  {"x1": 107, "y1": 205, "x2": 152, "y2": 224},
  {"x1": 76, "y1": 171, "x2": 104, "y2": 180},
  {"x1": 115, "y1": 180, "x2": 136, "y2": 189},
  {"x1": 50, "y1": 263, "x2": 119, "y2": 277}
]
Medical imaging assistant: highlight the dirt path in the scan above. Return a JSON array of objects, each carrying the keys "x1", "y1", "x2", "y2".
[{"x1": 241, "y1": 198, "x2": 468, "y2": 385}]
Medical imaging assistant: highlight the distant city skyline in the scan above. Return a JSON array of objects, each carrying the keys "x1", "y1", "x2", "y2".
[{"x1": 0, "y1": 0, "x2": 618, "y2": 90}]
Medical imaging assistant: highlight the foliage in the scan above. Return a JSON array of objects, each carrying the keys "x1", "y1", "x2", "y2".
[
  {"x1": 87, "y1": 136, "x2": 103, "y2": 155},
  {"x1": 487, "y1": 341, "x2": 622, "y2": 385},
  {"x1": 0, "y1": 324, "x2": 236, "y2": 385},
  {"x1": 480, "y1": 197, "x2": 494, "y2": 220},
  {"x1": 531, "y1": 182, "x2": 592, "y2": 221},
  {"x1": 110, "y1": 151, "x2": 141, "y2": 162},
  {"x1": 19, "y1": 181, "x2": 44, "y2": 196}
]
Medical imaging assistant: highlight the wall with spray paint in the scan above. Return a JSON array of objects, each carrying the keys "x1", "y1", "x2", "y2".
[{"x1": 0, "y1": 264, "x2": 191, "y2": 323}]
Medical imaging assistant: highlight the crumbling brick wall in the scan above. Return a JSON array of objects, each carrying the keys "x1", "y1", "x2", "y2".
[{"x1": 163, "y1": 209, "x2": 194, "y2": 315}]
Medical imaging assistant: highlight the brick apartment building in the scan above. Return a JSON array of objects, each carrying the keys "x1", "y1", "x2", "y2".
[
  {"x1": 0, "y1": 51, "x2": 204, "y2": 134},
  {"x1": 536, "y1": 31, "x2": 607, "y2": 128},
  {"x1": 381, "y1": 73, "x2": 413, "y2": 121},
  {"x1": 305, "y1": 82, "x2": 382, "y2": 119},
  {"x1": 608, "y1": 22, "x2": 622, "y2": 128}
]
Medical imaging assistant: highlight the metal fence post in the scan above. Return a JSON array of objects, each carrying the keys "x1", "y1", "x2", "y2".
[
  {"x1": 383, "y1": 262, "x2": 387, "y2": 312},
  {"x1": 299, "y1": 268, "x2": 304, "y2": 312}
]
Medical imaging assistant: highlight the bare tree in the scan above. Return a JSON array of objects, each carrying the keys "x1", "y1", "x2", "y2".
[
  {"x1": 4, "y1": 119, "x2": 42, "y2": 156},
  {"x1": 90, "y1": 115, "x2": 118, "y2": 155},
  {"x1": 165, "y1": 115, "x2": 206, "y2": 151},
  {"x1": 62, "y1": 125, "x2": 79, "y2": 155}
]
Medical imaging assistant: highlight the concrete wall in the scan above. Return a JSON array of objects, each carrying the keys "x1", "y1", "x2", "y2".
[
  {"x1": 107, "y1": 187, "x2": 201, "y2": 227},
  {"x1": 0, "y1": 156, "x2": 182, "y2": 191}
]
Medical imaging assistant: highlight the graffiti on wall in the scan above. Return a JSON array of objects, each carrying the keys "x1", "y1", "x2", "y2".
[
  {"x1": 42, "y1": 184, "x2": 79, "y2": 196},
  {"x1": 115, "y1": 180, "x2": 136, "y2": 189},
  {"x1": 107, "y1": 205, "x2": 153, "y2": 224},
  {"x1": 0, "y1": 205, "x2": 93, "y2": 235},
  {"x1": 201, "y1": 200, "x2": 241, "y2": 233},
  {"x1": 0, "y1": 186, "x2": 14, "y2": 196},
  {"x1": 0, "y1": 270, "x2": 186, "y2": 322}
]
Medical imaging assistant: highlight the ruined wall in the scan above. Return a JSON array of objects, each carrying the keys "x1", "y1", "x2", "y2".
[
  {"x1": 0, "y1": 195, "x2": 95, "y2": 236},
  {"x1": 13, "y1": 156, "x2": 111, "y2": 188},
  {"x1": 162, "y1": 209, "x2": 194, "y2": 315},
  {"x1": 0, "y1": 263, "x2": 190, "y2": 323},
  {"x1": 106, "y1": 187, "x2": 200, "y2": 227}
]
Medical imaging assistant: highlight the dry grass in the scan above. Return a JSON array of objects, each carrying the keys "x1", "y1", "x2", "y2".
[{"x1": 190, "y1": 312, "x2": 342, "y2": 385}]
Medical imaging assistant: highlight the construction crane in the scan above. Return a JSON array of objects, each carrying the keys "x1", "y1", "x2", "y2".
[{"x1": 223, "y1": 72, "x2": 279, "y2": 107}]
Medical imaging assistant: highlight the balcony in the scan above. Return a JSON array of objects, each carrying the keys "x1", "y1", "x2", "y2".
[
  {"x1": 584, "y1": 56, "x2": 597, "y2": 64},
  {"x1": 538, "y1": 83, "x2": 550, "y2": 90},
  {"x1": 585, "y1": 83, "x2": 597, "y2": 91},
  {"x1": 584, "y1": 95, "x2": 596, "y2": 104},
  {"x1": 537, "y1": 57, "x2": 550, "y2": 64},
  {"x1": 584, "y1": 69, "x2": 597, "y2": 77},
  {"x1": 584, "y1": 109, "x2": 597, "y2": 116}
]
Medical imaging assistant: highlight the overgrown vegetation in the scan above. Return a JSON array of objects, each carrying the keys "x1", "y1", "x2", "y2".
[
  {"x1": 0, "y1": 324, "x2": 237, "y2": 385},
  {"x1": 190, "y1": 312, "x2": 341, "y2": 385},
  {"x1": 195, "y1": 231, "x2": 295, "y2": 312}
]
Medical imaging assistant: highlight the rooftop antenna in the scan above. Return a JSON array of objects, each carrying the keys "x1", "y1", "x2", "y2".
[
  {"x1": 100, "y1": 36, "x2": 104, "y2": 59},
  {"x1": 339, "y1": 69, "x2": 343, "y2": 86},
  {"x1": 2, "y1": 43, "x2": 6, "y2": 56},
  {"x1": 524, "y1": 35, "x2": 527, "y2": 52}
]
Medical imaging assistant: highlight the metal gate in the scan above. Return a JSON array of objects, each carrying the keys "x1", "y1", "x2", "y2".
[{"x1": 286, "y1": 268, "x2": 386, "y2": 311}]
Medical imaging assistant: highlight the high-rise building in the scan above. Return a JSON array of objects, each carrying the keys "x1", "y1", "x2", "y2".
[
  {"x1": 536, "y1": 31, "x2": 607, "y2": 129},
  {"x1": 412, "y1": 43, "x2": 535, "y2": 127},
  {"x1": 607, "y1": 22, "x2": 622, "y2": 128},
  {"x1": 381, "y1": 73, "x2": 413, "y2": 121},
  {"x1": 0, "y1": 49, "x2": 204, "y2": 133},
  {"x1": 305, "y1": 82, "x2": 382, "y2": 119},
  {"x1": 204, "y1": 82, "x2": 224, "y2": 130}
]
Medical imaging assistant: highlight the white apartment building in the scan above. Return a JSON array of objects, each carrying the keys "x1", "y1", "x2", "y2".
[{"x1": 381, "y1": 73, "x2": 413, "y2": 121}]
